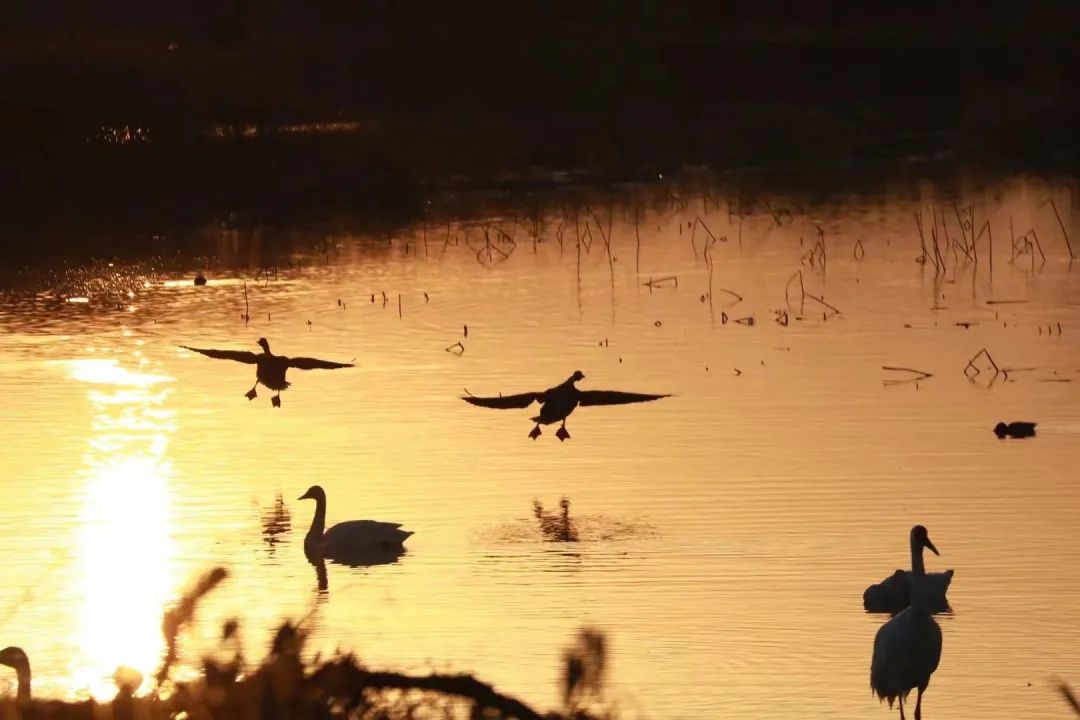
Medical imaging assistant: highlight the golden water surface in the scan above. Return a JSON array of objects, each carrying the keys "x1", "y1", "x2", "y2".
[{"x1": 1, "y1": 172, "x2": 1079, "y2": 718}]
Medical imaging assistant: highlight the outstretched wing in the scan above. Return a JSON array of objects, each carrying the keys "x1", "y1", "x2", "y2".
[
  {"x1": 286, "y1": 356, "x2": 355, "y2": 370},
  {"x1": 179, "y1": 346, "x2": 259, "y2": 364},
  {"x1": 578, "y1": 390, "x2": 670, "y2": 406},
  {"x1": 462, "y1": 392, "x2": 540, "y2": 409}
]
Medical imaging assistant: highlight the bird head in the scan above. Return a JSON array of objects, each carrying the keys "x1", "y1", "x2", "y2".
[
  {"x1": 570, "y1": 370, "x2": 585, "y2": 382},
  {"x1": 257, "y1": 338, "x2": 271, "y2": 353},
  {"x1": 0, "y1": 646, "x2": 30, "y2": 683},
  {"x1": 298, "y1": 485, "x2": 326, "y2": 502},
  {"x1": 993, "y1": 422, "x2": 1008, "y2": 437},
  {"x1": 911, "y1": 524, "x2": 939, "y2": 555}
]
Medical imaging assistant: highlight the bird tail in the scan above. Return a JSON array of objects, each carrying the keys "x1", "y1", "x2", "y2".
[{"x1": 530, "y1": 414, "x2": 541, "y2": 422}]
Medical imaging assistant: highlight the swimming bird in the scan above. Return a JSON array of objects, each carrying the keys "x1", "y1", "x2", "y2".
[
  {"x1": 298, "y1": 485, "x2": 413, "y2": 564},
  {"x1": 994, "y1": 421, "x2": 1037, "y2": 439},
  {"x1": 0, "y1": 646, "x2": 30, "y2": 702},
  {"x1": 179, "y1": 338, "x2": 353, "y2": 407},
  {"x1": 462, "y1": 370, "x2": 670, "y2": 440},
  {"x1": 870, "y1": 525, "x2": 944, "y2": 720},
  {"x1": 864, "y1": 525, "x2": 954, "y2": 614}
]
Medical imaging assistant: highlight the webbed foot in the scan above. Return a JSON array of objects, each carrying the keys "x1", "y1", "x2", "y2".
[
  {"x1": 556, "y1": 425, "x2": 571, "y2": 441},
  {"x1": 245, "y1": 387, "x2": 258, "y2": 400},
  {"x1": 271, "y1": 394, "x2": 282, "y2": 408},
  {"x1": 528, "y1": 425, "x2": 542, "y2": 440}
]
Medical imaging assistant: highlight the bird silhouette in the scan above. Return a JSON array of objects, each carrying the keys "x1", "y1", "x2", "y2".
[
  {"x1": 870, "y1": 525, "x2": 944, "y2": 720},
  {"x1": 863, "y1": 525, "x2": 953, "y2": 614},
  {"x1": 994, "y1": 421, "x2": 1037, "y2": 438},
  {"x1": 462, "y1": 370, "x2": 669, "y2": 440},
  {"x1": 179, "y1": 338, "x2": 353, "y2": 407},
  {"x1": 0, "y1": 646, "x2": 31, "y2": 703},
  {"x1": 298, "y1": 485, "x2": 413, "y2": 565}
]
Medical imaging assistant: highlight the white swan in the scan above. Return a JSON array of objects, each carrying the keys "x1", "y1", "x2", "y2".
[
  {"x1": 870, "y1": 525, "x2": 944, "y2": 720},
  {"x1": 298, "y1": 485, "x2": 413, "y2": 561},
  {"x1": 863, "y1": 525, "x2": 953, "y2": 614},
  {"x1": 0, "y1": 646, "x2": 30, "y2": 702}
]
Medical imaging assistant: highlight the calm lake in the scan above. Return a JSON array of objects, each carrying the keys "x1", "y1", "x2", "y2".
[{"x1": 1, "y1": 170, "x2": 1079, "y2": 718}]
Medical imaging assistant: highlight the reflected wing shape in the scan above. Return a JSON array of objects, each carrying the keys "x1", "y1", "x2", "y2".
[
  {"x1": 462, "y1": 392, "x2": 540, "y2": 409},
  {"x1": 286, "y1": 356, "x2": 355, "y2": 370},
  {"x1": 179, "y1": 346, "x2": 259, "y2": 364},
  {"x1": 578, "y1": 390, "x2": 670, "y2": 406}
]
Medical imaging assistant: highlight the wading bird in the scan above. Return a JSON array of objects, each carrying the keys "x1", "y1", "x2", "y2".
[
  {"x1": 179, "y1": 338, "x2": 353, "y2": 407},
  {"x1": 298, "y1": 485, "x2": 413, "y2": 564},
  {"x1": 462, "y1": 370, "x2": 669, "y2": 440},
  {"x1": 864, "y1": 525, "x2": 953, "y2": 614},
  {"x1": 870, "y1": 525, "x2": 944, "y2": 720}
]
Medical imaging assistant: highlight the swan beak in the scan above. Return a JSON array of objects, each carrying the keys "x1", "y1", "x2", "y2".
[
  {"x1": 924, "y1": 537, "x2": 940, "y2": 556},
  {"x1": 298, "y1": 491, "x2": 311, "y2": 501}
]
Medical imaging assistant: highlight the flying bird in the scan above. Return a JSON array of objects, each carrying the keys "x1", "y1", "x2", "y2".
[
  {"x1": 179, "y1": 337, "x2": 353, "y2": 407},
  {"x1": 462, "y1": 370, "x2": 669, "y2": 440},
  {"x1": 870, "y1": 525, "x2": 944, "y2": 720}
]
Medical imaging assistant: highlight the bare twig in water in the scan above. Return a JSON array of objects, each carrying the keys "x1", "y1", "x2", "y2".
[
  {"x1": 975, "y1": 219, "x2": 993, "y2": 279},
  {"x1": 718, "y1": 288, "x2": 742, "y2": 304},
  {"x1": 853, "y1": 239, "x2": 865, "y2": 261},
  {"x1": 634, "y1": 204, "x2": 641, "y2": 279},
  {"x1": 964, "y1": 348, "x2": 1002, "y2": 378},
  {"x1": 690, "y1": 216, "x2": 724, "y2": 258},
  {"x1": 1040, "y1": 198, "x2": 1075, "y2": 259},
  {"x1": 242, "y1": 282, "x2": 250, "y2": 326},
  {"x1": 806, "y1": 293, "x2": 841, "y2": 316},
  {"x1": 445, "y1": 342, "x2": 465, "y2": 356},
  {"x1": 883, "y1": 366, "x2": 934, "y2": 386},
  {"x1": 643, "y1": 275, "x2": 678, "y2": 290},
  {"x1": 785, "y1": 270, "x2": 806, "y2": 313}
]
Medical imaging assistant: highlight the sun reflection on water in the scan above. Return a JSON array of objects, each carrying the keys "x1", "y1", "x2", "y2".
[{"x1": 61, "y1": 357, "x2": 178, "y2": 698}]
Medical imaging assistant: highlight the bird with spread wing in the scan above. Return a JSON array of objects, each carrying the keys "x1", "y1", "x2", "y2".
[
  {"x1": 179, "y1": 337, "x2": 353, "y2": 407},
  {"x1": 462, "y1": 370, "x2": 670, "y2": 440}
]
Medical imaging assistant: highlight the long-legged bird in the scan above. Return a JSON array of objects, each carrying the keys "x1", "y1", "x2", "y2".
[
  {"x1": 462, "y1": 370, "x2": 669, "y2": 440},
  {"x1": 870, "y1": 525, "x2": 944, "y2": 720},
  {"x1": 179, "y1": 337, "x2": 353, "y2": 407}
]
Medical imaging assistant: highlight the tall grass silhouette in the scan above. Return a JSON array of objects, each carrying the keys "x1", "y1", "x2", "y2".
[{"x1": 1, "y1": 567, "x2": 618, "y2": 720}]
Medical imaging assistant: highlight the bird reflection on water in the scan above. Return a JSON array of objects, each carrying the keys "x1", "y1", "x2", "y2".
[
  {"x1": 260, "y1": 493, "x2": 291, "y2": 553},
  {"x1": 534, "y1": 498, "x2": 579, "y2": 542}
]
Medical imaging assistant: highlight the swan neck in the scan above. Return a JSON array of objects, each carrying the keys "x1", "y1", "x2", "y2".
[
  {"x1": 309, "y1": 496, "x2": 327, "y2": 537},
  {"x1": 16, "y1": 668, "x2": 30, "y2": 703},
  {"x1": 910, "y1": 534, "x2": 926, "y2": 577}
]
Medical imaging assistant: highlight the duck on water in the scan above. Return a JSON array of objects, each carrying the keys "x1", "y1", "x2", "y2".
[
  {"x1": 179, "y1": 338, "x2": 354, "y2": 407},
  {"x1": 462, "y1": 370, "x2": 670, "y2": 440},
  {"x1": 298, "y1": 485, "x2": 413, "y2": 565}
]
